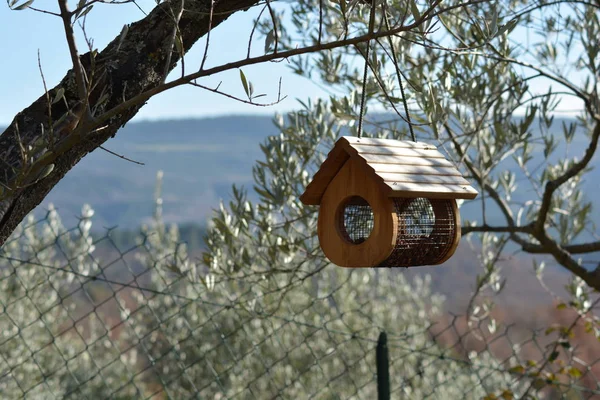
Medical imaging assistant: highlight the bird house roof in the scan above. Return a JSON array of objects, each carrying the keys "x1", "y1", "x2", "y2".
[{"x1": 300, "y1": 136, "x2": 478, "y2": 205}]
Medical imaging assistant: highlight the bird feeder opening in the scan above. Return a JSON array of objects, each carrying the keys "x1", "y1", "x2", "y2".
[
  {"x1": 378, "y1": 198, "x2": 458, "y2": 268},
  {"x1": 338, "y1": 196, "x2": 374, "y2": 245}
]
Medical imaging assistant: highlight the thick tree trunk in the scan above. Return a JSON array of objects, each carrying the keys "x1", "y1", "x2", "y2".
[{"x1": 0, "y1": 0, "x2": 258, "y2": 246}]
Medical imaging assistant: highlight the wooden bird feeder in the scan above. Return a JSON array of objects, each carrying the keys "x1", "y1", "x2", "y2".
[{"x1": 300, "y1": 136, "x2": 478, "y2": 268}]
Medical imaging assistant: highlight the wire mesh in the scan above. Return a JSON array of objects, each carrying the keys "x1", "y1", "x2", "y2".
[
  {"x1": 379, "y1": 198, "x2": 456, "y2": 268},
  {"x1": 0, "y1": 212, "x2": 599, "y2": 399}
]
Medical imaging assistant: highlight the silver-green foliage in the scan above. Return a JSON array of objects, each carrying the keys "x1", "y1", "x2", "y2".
[
  {"x1": 200, "y1": 103, "x2": 526, "y2": 398},
  {"x1": 0, "y1": 115, "x2": 525, "y2": 398},
  {"x1": 257, "y1": 0, "x2": 600, "y2": 316},
  {"x1": 0, "y1": 205, "x2": 137, "y2": 398}
]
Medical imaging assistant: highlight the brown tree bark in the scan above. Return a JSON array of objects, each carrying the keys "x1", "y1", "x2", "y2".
[{"x1": 0, "y1": 0, "x2": 259, "y2": 246}]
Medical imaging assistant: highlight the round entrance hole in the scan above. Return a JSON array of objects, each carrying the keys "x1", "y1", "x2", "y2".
[{"x1": 339, "y1": 196, "x2": 374, "y2": 244}]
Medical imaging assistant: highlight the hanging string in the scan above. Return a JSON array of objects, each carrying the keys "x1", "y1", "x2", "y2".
[
  {"x1": 357, "y1": 0, "x2": 377, "y2": 139},
  {"x1": 384, "y1": 13, "x2": 416, "y2": 143}
]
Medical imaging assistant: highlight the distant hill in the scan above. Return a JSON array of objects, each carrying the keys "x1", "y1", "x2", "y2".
[
  {"x1": 36, "y1": 115, "x2": 280, "y2": 228},
  {"x1": 3, "y1": 114, "x2": 591, "y2": 228}
]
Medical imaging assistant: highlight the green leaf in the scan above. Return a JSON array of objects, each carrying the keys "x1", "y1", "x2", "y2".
[
  {"x1": 498, "y1": 18, "x2": 519, "y2": 36},
  {"x1": 559, "y1": 340, "x2": 572, "y2": 349},
  {"x1": 531, "y1": 378, "x2": 547, "y2": 390},
  {"x1": 239, "y1": 69, "x2": 250, "y2": 98},
  {"x1": 549, "y1": 350, "x2": 560, "y2": 362},
  {"x1": 12, "y1": 0, "x2": 34, "y2": 10},
  {"x1": 333, "y1": 112, "x2": 356, "y2": 121},
  {"x1": 490, "y1": 8, "x2": 498, "y2": 35},
  {"x1": 444, "y1": 73, "x2": 451, "y2": 91},
  {"x1": 38, "y1": 164, "x2": 54, "y2": 180},
  {"x1": 508, "y1": 365, "x2": 525, "y2": 374},
  {"x1": 175, "y1": 35, "x2": 184, "y2": 56},
  {"x1": 568, "y1": 367, "x2": 582, "y2": 379},
  {"x1": 500, "y1": 390, "x2": 514, "y2": 400},
  {"x1": 264, "y1": 30, "x2": 275, "y2": 53},
  {"x1": 75, "y1": 0, "x2": 88, "y2": 16},
  {"x1": 409, "y1": 0, "x2": 420, "y2": 22},
  {"x1": 78, "y1": 5, "x2": 93, "y2": 19},
  {"x1": 117, "y1": 24, "x2": 129, "y2": 51},
  {"x1": 52, "y1": 88, "x2": 65, "y2": 105}
]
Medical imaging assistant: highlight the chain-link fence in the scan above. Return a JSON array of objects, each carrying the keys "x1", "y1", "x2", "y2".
[{"x1": 1, "y1": 207, "x2": 599, "y2": 399}]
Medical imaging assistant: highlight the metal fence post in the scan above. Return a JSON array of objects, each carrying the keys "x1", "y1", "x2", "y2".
[{"x1": 376, "y1": 331, "x2": 390, "y2": 400}]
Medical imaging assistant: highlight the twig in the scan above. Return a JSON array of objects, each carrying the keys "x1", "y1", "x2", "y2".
[
  {"x1": 521, "y1": 241, "x2": 600, "y2": 254},
  {"x1": 37, "y1": 50, "x2": 55, "y2": 147},
  {"x1": 57, "y1": 0, "x2": 87, "y2": 101},
  {"x1": 99, "y1": 146, "x2": 145, "y2": 165},
  {"x1": 462, "y1": 225, "x2": 532, "y2": 235},
  {"x1": 95, "y1": 1, "x2": 444, "y2": 127},
  {"x1": 264, "y1": 0, "x2": 279, "y2": 53},
  {"x1": 535, "y1": 121, "x2": 600, "y2": 235},
  {"x1": 163, "y1": 0, "x2": 185, "y2": 83},
  {"x1": 247, "y1": 5, "x2": 268, "y2": 58},
  {"x1": 189, "y1": 81, "x2": 287, "y2": 106},
  {"x1": 318, "y1": 0, "x2": 323, "y2": 43},
  {"x1": 29, "y1": 6, "x2": 60, "y2": 16},
  {"x1": 200, "y1": 0, "x2": 215, "y2": 70},
  {"x1": 465, "y1": 237, "x2": 508, "y2": 323}
]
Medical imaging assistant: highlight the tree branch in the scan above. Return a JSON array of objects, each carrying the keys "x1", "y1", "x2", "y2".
[
  {"x1": 535, "y1": 120, "x2": 600, "y2": 235},
  {"x1": 92, "y1": 0, "x2": 444, "y2": 128},
  {"x1": 452, "y1": 117, "x2": 600, "y2": 290},
  {"x1": 521, "y1": 240, "x2": 600, "y2": 254},
  {"x1": 0, "y1": 0, "x2": 261, "y2": 246},
  {"x1": 462, "y1": 225, "x2": 533, "y2": 235}
]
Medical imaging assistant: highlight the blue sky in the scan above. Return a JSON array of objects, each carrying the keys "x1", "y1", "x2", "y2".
[{"x1": 0, "y1": 0, "x2": 326, "y2": 125}]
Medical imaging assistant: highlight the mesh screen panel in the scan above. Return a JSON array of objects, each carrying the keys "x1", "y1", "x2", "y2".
[
  {"x1": 378, "y1": 198, "x2": 456, "y2": 268},
  {"x1": 339, "y1": 196, "x2": 374, "y2": 244}
]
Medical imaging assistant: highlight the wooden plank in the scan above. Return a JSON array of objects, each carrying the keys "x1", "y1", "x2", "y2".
[
  {"x1": 318, "y1": 157, "x2": 396, "y2": 268},
  {"x1": 366, "y1": 156, "x2": 455, "y2": 168},
  {"x1": 376, "y1": 172, "x2": 470, "y2": 186},
  {"x1": 367, "y1": 162, "x2": 463, "y2": 176},
  {"x1": 350, "y1": 145, "x2": 446, "y2": 159},
  {"x1": 299, "y1": 144, "x2": 349, "y2": 205},
  {"x1": 342, "y1": 136, "x2": 431, "y2": 149},
  {"x1": 357, "y1": 152, "x2": 451, "y2": 165},
  {"x1": 384, "y1": 181, "x2": 478, "y2": 200}
]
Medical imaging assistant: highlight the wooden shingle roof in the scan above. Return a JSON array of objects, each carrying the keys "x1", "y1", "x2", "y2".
[{"x1": 300, "y1": 136, "x2": 478, "y2": 205}]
